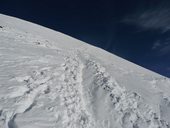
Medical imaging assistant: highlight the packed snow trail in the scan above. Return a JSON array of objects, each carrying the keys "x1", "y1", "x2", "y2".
[{"x1": 59, "y1": 55, "x2": 95, "y2": 128}]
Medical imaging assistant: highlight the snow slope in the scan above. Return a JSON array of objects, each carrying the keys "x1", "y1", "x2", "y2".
[{"x1": 0, "y1": 14, "x2": 170, "y2": 128}]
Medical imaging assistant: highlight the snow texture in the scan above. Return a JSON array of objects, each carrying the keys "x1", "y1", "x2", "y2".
[{"x1": 0, "y1": 14, "x2": 170, "y2": 128}]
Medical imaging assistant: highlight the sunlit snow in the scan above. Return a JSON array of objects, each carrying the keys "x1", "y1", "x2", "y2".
[{"x1": 0, "y1": 14, "x2": 170, "y2": 128}]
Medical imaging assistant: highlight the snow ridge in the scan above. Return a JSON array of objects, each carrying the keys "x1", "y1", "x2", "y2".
[{"x1": 84, "y1": 59, "x2": 169, "y2": 128}]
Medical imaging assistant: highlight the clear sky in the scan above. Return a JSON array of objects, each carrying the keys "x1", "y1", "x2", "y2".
[{"x1": 0, "y1": 0, "x2": 170, "y2": 77}]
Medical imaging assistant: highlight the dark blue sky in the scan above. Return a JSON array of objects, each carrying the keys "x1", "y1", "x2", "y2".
[{"x1": 0, "y1": 0, "x2": 170, "y2": 77}]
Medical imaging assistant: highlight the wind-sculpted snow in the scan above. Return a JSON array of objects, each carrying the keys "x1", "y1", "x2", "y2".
[
  {"x1": 82, "y1": 59, "x2": 169, "y2": 128},
  {"x1": 0, "y1": 14, "x2": 170, "y2": 128}
]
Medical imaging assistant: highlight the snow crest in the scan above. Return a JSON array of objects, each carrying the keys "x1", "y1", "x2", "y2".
[{"x1": 82, "y1": 59, "x2": 169, "y2": 128}]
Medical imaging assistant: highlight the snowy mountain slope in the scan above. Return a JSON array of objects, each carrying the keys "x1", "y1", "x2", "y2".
[{"x1": 0, "y1": 14, "x2": 170, "y2": 128}]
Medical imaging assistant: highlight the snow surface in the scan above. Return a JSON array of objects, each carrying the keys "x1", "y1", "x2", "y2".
[{"x1": 0, "y1": 14, "x2": 170, "y2": 128}]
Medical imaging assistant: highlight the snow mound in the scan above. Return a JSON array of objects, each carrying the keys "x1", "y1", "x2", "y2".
[{"x1": 0, "y1": 14, "x2": 170, "y2": 128}]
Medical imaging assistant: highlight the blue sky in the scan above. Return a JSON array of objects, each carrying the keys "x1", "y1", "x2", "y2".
[{"x1": 0, "y1": 0, "x2": 170, "y2": 77}]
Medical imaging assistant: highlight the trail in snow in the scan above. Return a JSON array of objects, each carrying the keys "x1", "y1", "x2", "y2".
[{"x1": 59, "y1": 55, "x2": 95, "y2": 128}]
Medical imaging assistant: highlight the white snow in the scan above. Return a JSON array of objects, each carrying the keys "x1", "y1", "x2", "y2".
[{"x1": 0, "y1": 14, "x2": 170, "y2": 128}]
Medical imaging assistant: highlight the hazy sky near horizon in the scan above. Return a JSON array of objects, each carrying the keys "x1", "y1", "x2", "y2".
[{"x1": 1, "y1": 0, "x2": 170, "y2": 77}]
